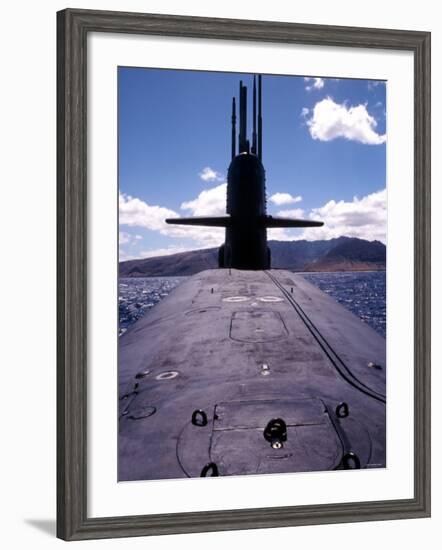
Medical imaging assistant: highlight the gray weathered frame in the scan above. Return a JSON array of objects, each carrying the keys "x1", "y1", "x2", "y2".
[{"x1": 57, "y1": 8, "x2": 431, "y2": 541}]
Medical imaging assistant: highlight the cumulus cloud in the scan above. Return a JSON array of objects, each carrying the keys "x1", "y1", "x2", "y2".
[
  {"x1": 305, "y1": 97, "x2": 386, "y2": 145},
  {"x1": 119, "y1": 190, "x2": 225, "y2": 248},
  {"x1": 277, "y1": 208, "x2": 305, "y2": 218},
  {"x1": 181, "y1": 183, "x2": 227, "y2": 216},
  {"x1": 269, "y1": 192, "x2": 302, "y2": 206},
  {"x1": 304, "y1": 77, "x2": 325, "y2": 91},
  {"x1": 119, "y1": 192, "x2": 178, "y2": 231},
  {"x1": 298, "y1": 188, "x2": 386, "y2": 243},
  {"x1": 199, "y1": 166, "x2": 224, "y2": 182}
]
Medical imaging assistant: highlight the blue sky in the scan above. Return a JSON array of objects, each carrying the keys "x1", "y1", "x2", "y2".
[{"x1": 118, "y1": 67, "x2": 386, "y2": 261}]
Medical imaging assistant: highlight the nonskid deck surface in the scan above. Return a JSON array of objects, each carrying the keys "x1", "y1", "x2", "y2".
[{"x1": 118, "y1": 269, "x2": 386, "y2": 481}]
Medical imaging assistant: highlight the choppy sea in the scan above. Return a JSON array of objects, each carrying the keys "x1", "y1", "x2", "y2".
[
  {"x1": 119, "y1": 271, "x2": 386, "y2": 338},
  {"x1": 301, "y1": 271, "x2": 386, "y2": 338},
  {"x1": 119, "y1": 277, "x2": 185, "y2": 337}
]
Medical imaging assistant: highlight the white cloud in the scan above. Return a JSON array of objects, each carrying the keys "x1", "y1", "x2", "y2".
[
  {"x1": 119, "y1": 190, "x2": 225, "y2": 248},
  {"x1": 305, "y1": 97, "x2": 386, "y2": 145},
  {"x1": 269, "y1": 192, "x2": 302, "y2": 206},
  {"x1": 181, "y1": 183, "x2": 227, "y2": 216},
  {"x1": 277, "y1": 208, "x2": 305, "y2": 218},
  {"x1": 298, "y1": 188, "x2": 386, "y2": 243},
  {"x1": 304, "y1": 77, "x2": 325, "y2": 91},
  {"x1": 119, "y1": 192, "x2": 178, "y2": 231},
  {"x1": 199, "y1": 166, "x2": 224, "y2": 182},
  {"x1": 301, "y1": 107, "x2": 309, "y2": 118}
]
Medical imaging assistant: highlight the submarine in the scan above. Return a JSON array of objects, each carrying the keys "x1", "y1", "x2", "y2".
[
  {"x1": 118, "y1": 75, "x2": 386, "y2": 481},
  {"x1": 165, "y1": 76, "x2": 323, "y2": 269}
]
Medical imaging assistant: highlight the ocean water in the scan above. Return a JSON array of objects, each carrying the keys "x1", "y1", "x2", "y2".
[
  {"x1": 119, "y1": 277, "x2": 185, "y2": 336},
  {"x1": 118, "y1": 271, "x2": 386, "y2": 338},
  {"x1": 301, "y1": 271, "x2": 386, "y2": 337}
]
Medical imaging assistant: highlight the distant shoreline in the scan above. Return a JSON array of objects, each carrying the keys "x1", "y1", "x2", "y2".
[{"x1": 119, "y1": 237, "x2": 386, "y2": 278}]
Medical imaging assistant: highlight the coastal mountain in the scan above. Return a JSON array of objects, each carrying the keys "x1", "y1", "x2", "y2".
[
  {"x1": 302, "y1": 238, "x2": 386, "y2": 272},
  {"x1": 119, "y1": 237, "x2": 386, "y2": 277}
]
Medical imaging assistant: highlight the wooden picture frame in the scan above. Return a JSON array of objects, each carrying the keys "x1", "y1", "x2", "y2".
[{"x1": 57, "y1": 8, "x2": 431, "y2": 540}]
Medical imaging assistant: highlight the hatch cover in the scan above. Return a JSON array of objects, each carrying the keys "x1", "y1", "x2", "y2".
[
  {"x1": 230, "y1": 310, "x2": 288, "y2": 343},
  {"x1": 210, "y1": 398, "x2": 343, "y2": 475}
]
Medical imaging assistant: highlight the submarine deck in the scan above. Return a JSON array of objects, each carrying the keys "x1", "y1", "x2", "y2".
[{"x1": 119, "y1": 269, "x2": 386, "y2": 481}]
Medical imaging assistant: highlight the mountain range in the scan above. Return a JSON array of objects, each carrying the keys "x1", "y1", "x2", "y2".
[{"x1": 119, "y1": 237, "x2": 386, "y2": 277}]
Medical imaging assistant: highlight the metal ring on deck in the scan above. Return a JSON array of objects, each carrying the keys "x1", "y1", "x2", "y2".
[
  {"x1": 155, "y1": 371, "x2": 179, "y2": 380},
  {"x1": 223, "y1": 296, "x2": 249, "y2": 303},
  {"x1": 191, "y1": 409, "x2": 208, "y2": 427},
  {"x1": 336, "y1": 402, "x2": 349, "y2": 418},
  {"x1": 342, "y1": 451, "x2": 361, "y2": 469},
  {"x1": 258, "y1": 296, "x2": 284, "y2": 303},
  {"x1": 200, "y1": 462, "x2": 219, "y2": 477},
  {"x1": 263, "y1": 418, "x2": 287, "y2": 448}
]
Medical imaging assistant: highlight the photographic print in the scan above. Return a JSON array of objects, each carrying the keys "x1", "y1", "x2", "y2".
[{"x1": 118, "y1": 67, "x2": 387, "y2": 482}]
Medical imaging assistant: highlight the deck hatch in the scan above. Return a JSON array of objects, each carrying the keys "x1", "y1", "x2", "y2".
[{"x1": 209, "y1": 398, "x2": 343, "y2": 475}]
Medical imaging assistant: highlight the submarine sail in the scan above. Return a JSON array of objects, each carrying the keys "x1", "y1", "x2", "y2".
[{"x1": 166, "y1": 75, "x2": 323, "y2": 270}]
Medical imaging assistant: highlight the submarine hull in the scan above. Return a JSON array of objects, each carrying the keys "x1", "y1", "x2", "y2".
[{"x1": 118, "y1": 269, "x2": 386, "y2": 481}]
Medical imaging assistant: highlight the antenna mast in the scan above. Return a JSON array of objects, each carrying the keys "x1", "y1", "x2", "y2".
[
  {"x1": 252, "y1": 76, "x2": 257, "y2": 155},
  {"x1": 258, "y1": 75, "x2": 262, "y2": 161},
  {"x1": 231, "y1": 97, "x2": 236, "y2": 159},
  {"x1": 239, "y1": 81, "x2": 248, "y2": 153}
]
